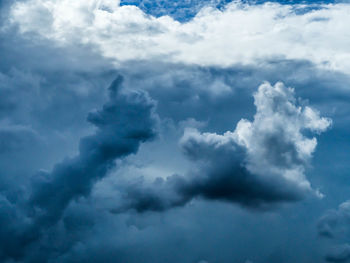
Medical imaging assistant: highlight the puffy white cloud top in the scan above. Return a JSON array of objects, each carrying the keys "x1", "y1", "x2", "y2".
[
  {"x1": 8, "y1": 0, "x2": 350, "y2": 73},
  {"x1": 180, "y1": 82, "x2": 331, "y2": 204}
]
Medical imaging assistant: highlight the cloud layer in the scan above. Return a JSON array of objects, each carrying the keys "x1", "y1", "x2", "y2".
[{"x1": 8, "y1": 0, "x2": 350, "y2": 73}]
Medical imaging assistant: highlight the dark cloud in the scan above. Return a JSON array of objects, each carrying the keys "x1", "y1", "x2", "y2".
[
  {"x1": 0, "y1": 55, "x2": 343, "y2": 263},
  {"x1": 114, "y1": 82, "x2": 330, "y2": 213},
  {"x1": 29, "y1": 75, "x2": 157, "y2": 225},
  {"x1": 0, "y1": 76, "x2": 157, "y2": 262},
  {"x1": 0, "y1": 3, "x2": 347, "y2": 260}
]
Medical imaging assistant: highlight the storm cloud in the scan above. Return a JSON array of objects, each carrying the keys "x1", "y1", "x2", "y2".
[
  {"x1": 0, "y1": 75, "x2": 157, "y2": 261},
  {"x1": 116, "y1": 82, "x2": 331, "y2": 212},
  {"x1": 0, "y1": 0, "x2": 349, "y2": 262}
]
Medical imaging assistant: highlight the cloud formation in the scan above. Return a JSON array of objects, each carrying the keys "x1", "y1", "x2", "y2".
[
  {"x1": 7, "y1": 0, "x2": 350, "y2": 73},
  {"x1": 0, "y1": 0, "x2": 347, "y2": 262},
  {"x1": 117, "y1": 82, "x2": 331, "y2": 212},
  {"x1": 29, "y1": 75, "x2": 157, "y2": 225},
  {"x1": 0, "y1": 75, "x2": 158, "y2": 261}
]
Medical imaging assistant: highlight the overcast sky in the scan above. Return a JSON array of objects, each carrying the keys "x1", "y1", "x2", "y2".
[{"x1": 1, "y1": 0, "x2": 350, "y2": 262}]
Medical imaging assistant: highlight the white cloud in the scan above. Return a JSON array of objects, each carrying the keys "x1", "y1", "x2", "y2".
[
  {"x1": 180, "y1": 82, "x2": 331, "y2": 202},
  {"x1": 237, "y1": 82, "x2": 330, "y2": 187},
  {"x1": 7, "y1": 1, "x2": 350, "y2": 74}
]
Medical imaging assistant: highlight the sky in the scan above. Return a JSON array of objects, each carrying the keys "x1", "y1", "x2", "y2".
[{"x1": 1, "y1": 0, "x2": 350, "y2": 262}]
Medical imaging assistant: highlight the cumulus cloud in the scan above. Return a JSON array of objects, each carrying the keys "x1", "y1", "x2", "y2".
[
  {"x1": 116, "y1": 82, "x2": 331, "y2": 212},
  {"x1": 7, "y1": 1, "x2": 350, "y2": 73},
  {"x1": 0, "y1": 75, "x2": 158, "y2": 261}
]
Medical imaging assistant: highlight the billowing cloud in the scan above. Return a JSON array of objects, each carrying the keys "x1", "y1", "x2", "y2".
[
  {"x1": 29, "y1": 75, "x2": 157, "y2": 225},
  {"x1": 0, "y1": 0, "x2": 348, "y2": 262},
  {"x1": 116, "y1": 82, "x2": 331, "y2": 212},
  {"x1": 0, "y1": 75, "x2": 158, "y2": 261},
  {"x1": 180, "y1": 82, "x2": 330, "y2": 202},
  {"x1": 7, "y1": 0, "x2": 350, "y2": 73}
]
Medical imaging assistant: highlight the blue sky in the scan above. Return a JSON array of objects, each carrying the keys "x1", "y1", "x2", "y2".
[
  {"x1": 1, "y1": 0, "x2": 350, "y2": 262},
  {"x1": 120, "y1": 0, "x2": 340, "y2": 21}
]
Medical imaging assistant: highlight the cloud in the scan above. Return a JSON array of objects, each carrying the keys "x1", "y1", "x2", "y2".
[
  {"x1": 317, "y1": 201, "x2": 350, "y2": 262},
  {"x1": 0, "y1": 75, "x2": 158, "y2": 261},
  {"x1": 0, "y1": 125, "x2": 41, "y2": 155},
  {"x1": 115, "y1": 82, "x2": 331, "y2": 212},
  {"x1": 7, "y1": 1, "x2": 350, "y2": 73},
  {"x1": 318, "y1": 200, "x2": 350, "y2": 239},
  {"x1": 0, "y1": 124, "x2": 47, "y2": 191},
  {"x1": 29, "y1": 75, "x2": 157, "y2": 225},
  {"x1": 120, "y1": 0, "x2": 230, "y2": 22},
  {"x1": 325, "y1": 244, "x2": 350, "y2": 262},
  {"x1": 0, "y1": 1, "x2": 347, "y2": 262}
]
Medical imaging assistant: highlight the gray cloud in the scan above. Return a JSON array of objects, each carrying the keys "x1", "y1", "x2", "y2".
[
  {"x1": 0, "y1": 1, "x2": 347, "y2": 260},
  {"x1": 325, "y1": 244, "x2": 350, "y2": 262},
  {"x1": 115, "y1": 82, "x2": 331, "y2": 212},
  {"x1": 29, "y1": 75, "x2": 157, "y2": 224},
  {"x1": 318, "y1": 201, "x2": 350, "y2": 239},
  {"x1": 318, "y1": 201, "x2": 350, "y2": 262},
  {"x1": 0, "y1": 125, "x2": 40, "y2": 155},
  {"x1": 0, "y1": 125, "x2": 44, "y2": 189},
  {"x1": 0, "y1": 52, "x2": 342, "y2": 262},
  {"x1": 0, "y1": 75, "x2": 158, "y2": 262}
]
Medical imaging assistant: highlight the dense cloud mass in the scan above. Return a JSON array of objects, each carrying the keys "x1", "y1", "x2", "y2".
[
  {"x1": 8, "y1": 0, "x2": 350, "y2": 73},
  {"x1": 0, "y1": 0, "x2": 349, "y2": 262},
  {"x1": 30, "y1": 75, "x2": 157, "y2": 225},
  {"x1": 116, "y1": 82, "x2": 331, "y2": 212},
  {"x1": 0, "y1": 76, "x2": 157, "y2": 261},
  {"x1": 179, "y1": 82, "x2": 330, "y2": 204}
]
